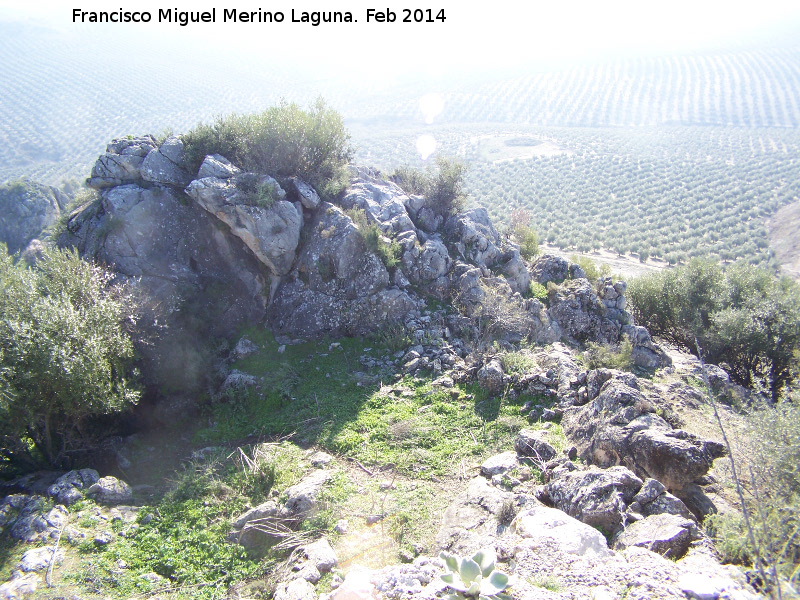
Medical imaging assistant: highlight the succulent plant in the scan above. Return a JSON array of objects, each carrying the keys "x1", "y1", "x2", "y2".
[{"x1": 439, "y1": 547, "x2": 515, "y2": 599}]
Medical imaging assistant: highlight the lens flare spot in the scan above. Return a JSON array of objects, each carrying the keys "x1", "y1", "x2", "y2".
[
  {"x1": 419, "y1": 93, "x2": 444, "y2": 124},
  {"x1": 416, "y1": 135, "x2": 437, "y2": 160}
]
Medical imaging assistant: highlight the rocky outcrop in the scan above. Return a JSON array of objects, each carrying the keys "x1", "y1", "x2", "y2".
[
  {"x1": 47, "y1": 469, "x2": 100, "y2": 507},
  {"x1": 267, "y1": 202, "x2": 419, "y2": 337},
  {"x1": 86, "y1": 476, "x2": 133, "y2": 505},
  {"x1": 0, "y1": 179, "x2": 68, "y2": 254},
  {"x1": 59, "y1": 179, "x2": 269, "y2": 390},
  {"x1": 561, "y1": 372, "x2": 726, "y2": 491},
  {"x1": 613, "y1": 513, "x2": 703, "y2": 558},
  {"x1": 87, "y1": 136, "x2": 158, "y2": 189},
  {"x1": 186, "y1": 174, "x2": 301, "y2": 278},
  {"x1": 543, "y1": 466, "x2": 643, "y2": 536}
]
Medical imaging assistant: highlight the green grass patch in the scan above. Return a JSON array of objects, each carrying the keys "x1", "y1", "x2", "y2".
[{"x1": 198, "y1": 328, "x2": 532, "y2": 476}]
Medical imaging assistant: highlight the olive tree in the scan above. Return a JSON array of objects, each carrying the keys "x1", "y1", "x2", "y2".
[{"x1": 0, "y1": 245, "x2": 141, "y2": 468}]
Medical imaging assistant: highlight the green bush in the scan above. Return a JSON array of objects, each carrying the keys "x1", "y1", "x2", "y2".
[
  {"x1": 0, "y1": 245, "x2": 141, "y2": 468},
  {"x1": 527, "y1": 281, "x2": 548, "y2": 304},
  {"x1": 516, "y1": 226, "x2": 539, "y2": 261},
  {"x1": 581, "y1": 337, "x2": 633, "y2": 370},
  {"x1": 183, "y1": 98, "x2": 353, "y2": 195},
  {"x1": 393, "y1": 156, "x2": 468, "y2": 218},
  {"x1": 628, "y1": 259, "x2": 800, "y2": 400},
  {"x1": 570, "y1": 254, "x2": 611, "y2": 282},
  {"x1": 707, "y1": 391, "x2": 800, "y2": 587}
]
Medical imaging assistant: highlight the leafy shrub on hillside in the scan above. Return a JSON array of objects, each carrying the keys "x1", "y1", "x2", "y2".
[
  {"x1": 581, "y1": 337, "x2": 633, "y2": 370},
  {"x1": 183, "y1": 98, "x2": 353, "y2": 195},
  {"x1": 507, "y1": 209, "x2": 539, "y2": 261},
  {"x1": 707, "y1": 389, "x2": 800, "y2": 587},
  {"x1": 0, "y1": 245, "x2": 141, "y2": 468},
  {"x1": 570, "y1": 254, "x2": 611, "y2": 282},
  {"x1": 628, "y1": 259, "x2": 800, "y2": 400},
  {"x1": 393, "y1": 156, "x2": 468, "y2": 218}
]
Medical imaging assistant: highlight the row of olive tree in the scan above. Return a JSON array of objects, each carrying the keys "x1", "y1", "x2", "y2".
[
  {"x1": 0, "y1": 245, "x2": 141, "y2": 469},
  {"x1": 628, "y1": 259, "x2": 800, "y2": 400}
]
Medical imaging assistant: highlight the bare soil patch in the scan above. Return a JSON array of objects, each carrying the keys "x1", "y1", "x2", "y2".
[{"x1": 768, "y1": 199, "x2": 800, "y2": 280}]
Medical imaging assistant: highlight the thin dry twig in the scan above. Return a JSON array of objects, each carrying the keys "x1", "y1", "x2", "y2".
[{"x1": 46, "y1": 523, "x2": 66, "y2": 587}]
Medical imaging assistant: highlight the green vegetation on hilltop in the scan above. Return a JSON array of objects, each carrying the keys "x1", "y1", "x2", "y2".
[
  {"x1": 629, "y1": 259, "x2": 800, "y2": 400},
  {"x1": 392, "y1": 156, "x2": 468, "y2": 218},
  {"x1": 0, "y1": 245, "x2": 140, "y2": 469},
  {"x1": 183, "y1": 98, "x2": 353, "y2": 195}
]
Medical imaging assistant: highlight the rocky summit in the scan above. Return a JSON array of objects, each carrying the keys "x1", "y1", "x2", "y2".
[{"x1": 0, "y1": 132, "x2": 782, "y2": 600}]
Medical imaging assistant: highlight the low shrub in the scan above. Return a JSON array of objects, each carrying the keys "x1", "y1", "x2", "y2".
[
  {"x1": 392, "y1": 156, "x2": 468, "y2": 218},
  {"x1": 581, "y1": 337, "x2": 633, "y2": 370},
  {"x1": 570, "y1": 254, "x2": 611, "y2": 282},
  {"x1": 527, "y1": 281, "x2": 548, "y2": 304},
  {"x1": 183, "y1": 98, "x2": 353, "y2": 195}
]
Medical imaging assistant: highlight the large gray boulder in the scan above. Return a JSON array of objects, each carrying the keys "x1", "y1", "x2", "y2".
[
  {"x1": 340, "y1": 172, "x2": 417, "y2": 236},
  {"x1": 228, "y1": 500, "x2": 281, "y2": 553},
  {"x1": 511, "y1": 504, "x2": 613, "y2": 558},
  {"x1": 281, "y1": 470, "x2": 332, "y2": 516},
  {"x1": 435, "y1": 477, "x2": 527, "y2": 556},
  {"x1": 562, "y1": 375, "x2": 726, "y2": 491},
  {"x1": 544, "y1": 466, "x2": 643, "y2": 536},
  {"x1": 59, "y1": 183, "x2": 268, "y2": 391},
  {"x1": 141, "y1": 146, "x2": 191, "y2": 187},
  {"x1": 530, "y1": 254, "x2": 571, "y2": 285},
  {"x1": 268, "y1": 202, "x2": 418, "y2": 337},
  {"x1": 401, "y1": 238, "x2": 451, "y2": 285},
  {"x1": 514, "y1": 429, "x2": 557, "y2": 463},
  {"x1": 87, "y1": 476, "x2": 132, "y2": 505},
  {"x1": 197, "y1": 154, "x2": 241, "y2": 179},
  {"x1": 613, "y1": 513, "x2": 703, "y2": 558},
  {"x1": 185, "y1": 174, "x2": 300, "y2": 277},
  {"x1": 444, "y1": 207, "x2": 504, "y2": 270},
  {"x1": 87, "y1": 136, "x2": 158, "y2": 188},
  {"x1": 548, "y1": 277, "x2": 623, "y2": 345},
  {"x1": 47, "y1": 469, "x2": 100, "y2": 506},
  {"x1": 0, "y1": 179, "x2": 68, "y2": 254}
]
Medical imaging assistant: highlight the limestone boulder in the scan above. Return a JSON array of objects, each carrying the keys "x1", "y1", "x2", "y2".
[
  {"x1": 185, "y1": 175, "x2": 300, "y2": 276},
  {"x1": 197, "y1": 154, "x2": 241, "y2": 179},
  {"x1": 268, "y1": 202, "x2": 418, "y2": 337},
  {"x1": 613, "y1": 513, "x2": 702, "y2": 559},
  {"x1": 530, "y1": 254, "x2": 571, "y2": 285},
  {"x1": 141, "y1": 136, "x2": 191, "y2": 186},
  {"x1": 59, "y1": 183, "x2": 268, "y2": 392},
  {"x1": 0, "y1": 179, "x2": 68, "y2": 254},
  {"x1": 87, "y1": 136, "x2": 158, "y2": 188},
  {"x1": 544, "y1": 466, "x2": 643, "y2": 535},
  {"x1": 444, "y1": 207, "x2": 504, "y2": 270},
  {"x1": 281, "y1": 470, "x2": 332, "y2": 516},
  {"x1": 401, "y1": 238, "x2": 451, "y2": 286},
  {"x1": 514, "y1": 429, "x2": 557, "y2": 463},
  {"x1": 511, "y1": 504, "x2": 612, "y2": 558},
  {"x1": 47, "y1": 469, "x2": 100, "y2": 506},
  {"x1": 87, "y1": 476, "x2": 132, "y2": 505},
  {"x1": 435, "y1": 477, "x2": 527, "y2": 556}
]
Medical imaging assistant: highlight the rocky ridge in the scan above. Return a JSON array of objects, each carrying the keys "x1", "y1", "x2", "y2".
[
  {"x1": 0, "y1": 134, "x2": 769, "y2": 599},
  {"x1": 53, "y1": 134, "x2": 670, "y2": 394}
]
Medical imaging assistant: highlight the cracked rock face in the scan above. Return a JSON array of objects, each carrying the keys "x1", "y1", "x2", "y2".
[
  {"x1": 0, "y1": 179, "x2": 68, "y2": 254},
  {"x1": 561, "y1": 374, "x2": 726, "y2": 491},
  {"x1": 186, "y1": 175, "x2": 301, "y2": 277}
]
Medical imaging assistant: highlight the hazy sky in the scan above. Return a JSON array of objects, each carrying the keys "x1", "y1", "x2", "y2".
[{"x1": 2, "y1": 0, "x2": 800, "y2": 80}]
